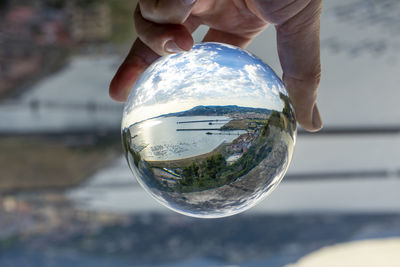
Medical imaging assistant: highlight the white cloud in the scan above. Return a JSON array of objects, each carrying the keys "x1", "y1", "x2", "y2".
[{"x1": 124, "y1": 43, "x2": 287, "y2": 124}]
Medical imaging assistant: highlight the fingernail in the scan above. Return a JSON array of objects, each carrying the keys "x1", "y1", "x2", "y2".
[
  {"x1": 312, "y1": 104, "x2": 323, "y2": 130},
  {"x1": 182, "y1": 0, "x2": 196, "y2": 5},
  {"x1": 164, "y1": 40, "x2": 184, "y2": 53}
]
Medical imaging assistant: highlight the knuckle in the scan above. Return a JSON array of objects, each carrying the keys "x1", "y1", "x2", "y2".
[
  {"x1": 139, "y1": 0, "x2": 161, "y2": 21},
  {"x1": 284, "y1": 69, "x2": 321, "y2": 93},
  {"x1": 139, "y1": 0, "x2": 186, "y2": 24},
  {"x1": 277, "y1": 0, "x2": 322, "y2": 36}
]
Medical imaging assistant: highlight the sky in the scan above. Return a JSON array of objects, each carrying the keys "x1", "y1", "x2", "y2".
[{"x1": 122, "y1": 43, "x2": 287, "y2": 127}]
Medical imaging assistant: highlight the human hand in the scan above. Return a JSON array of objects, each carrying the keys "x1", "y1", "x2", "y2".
[{"x1": 109, "y1": 0, "x2": 323, "y2": 132}]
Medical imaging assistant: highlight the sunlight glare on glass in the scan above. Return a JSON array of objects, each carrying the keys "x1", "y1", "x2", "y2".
[{"x1": 138, "y1": 119, "x2": 162, "y2": 129}]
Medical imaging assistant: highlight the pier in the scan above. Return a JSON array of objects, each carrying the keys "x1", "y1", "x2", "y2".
[
  {"x1": 176, "y1": 128, "x2": 221, "y2": 131},
  {"x1": 176, "y1": 119, "x2": 229, "y2": 124}
]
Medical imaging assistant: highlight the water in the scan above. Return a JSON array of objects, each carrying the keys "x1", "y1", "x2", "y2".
[
  {"x1": 0, "y1": 56, "x2": 122, "y2": 133},
  {"x1": 129, "y1": 116, "x2": 245, "y2": 161}
]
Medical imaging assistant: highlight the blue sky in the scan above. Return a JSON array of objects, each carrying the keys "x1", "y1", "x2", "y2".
[{"x1": 123, "y1": 43, "x2": 288, "y2": 126}]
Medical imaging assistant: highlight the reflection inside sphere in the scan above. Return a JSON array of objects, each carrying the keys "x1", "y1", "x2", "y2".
[{"x1": 122, "y1": 43, "x2": 296, "y2": 218}]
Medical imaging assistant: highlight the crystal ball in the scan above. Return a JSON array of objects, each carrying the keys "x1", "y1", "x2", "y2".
[{"x1": 122, "y1": 43, "x2": 296, "y2": 218}]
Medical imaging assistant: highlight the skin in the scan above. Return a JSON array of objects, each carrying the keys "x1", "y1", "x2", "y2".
[{"x1": 109, "y1": 0, "x2": 323, "y2": 132}]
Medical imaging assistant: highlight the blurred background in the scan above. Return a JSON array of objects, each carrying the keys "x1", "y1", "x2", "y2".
[{"x1": 0, "y1": 0, "x2": 399, "y2": 266}]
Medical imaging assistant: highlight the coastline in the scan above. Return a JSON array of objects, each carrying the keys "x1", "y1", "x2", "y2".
[{"x1": 146, "y1": 141, "x2": 230, "y2": 169}]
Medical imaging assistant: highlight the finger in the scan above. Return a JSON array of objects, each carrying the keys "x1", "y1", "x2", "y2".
[
  {"x1": 139, "y1": 0, "x2": 196, "y2": 24},
  {"x1": 109, "y1": 39, "x2": 159, "y2": 102},
  {"x1": 110, "y1": 7, "x2": 201, "y2": 102},
  {"x1": 135, "y1": 5, "x2": 194, "y2": 56},
  {"x1": 275, "y1": 0, "x2": 323, "y2": 132}
]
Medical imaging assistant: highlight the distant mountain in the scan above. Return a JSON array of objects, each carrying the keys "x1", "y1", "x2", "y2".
[{"x1": 162, "y1": 105, "x2": 271, "y2": 117}]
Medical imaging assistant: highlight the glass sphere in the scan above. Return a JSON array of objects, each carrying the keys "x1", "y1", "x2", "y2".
[{"x1": 122, "y1": 42, "x2": 296, "y2": 218}]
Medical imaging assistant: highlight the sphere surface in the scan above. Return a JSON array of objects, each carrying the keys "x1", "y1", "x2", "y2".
[{"x1": 122, "y1": 43, "x2": 296, "y2": 218}]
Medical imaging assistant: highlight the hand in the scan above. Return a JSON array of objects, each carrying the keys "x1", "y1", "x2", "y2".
[{"x1": 109, "y1": 0, "x2": 323, "y2": 132}]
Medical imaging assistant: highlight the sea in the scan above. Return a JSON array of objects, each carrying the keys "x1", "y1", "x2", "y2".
[{"x1": 129, "y1": 115, "x2": 245, "y2": 161}]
